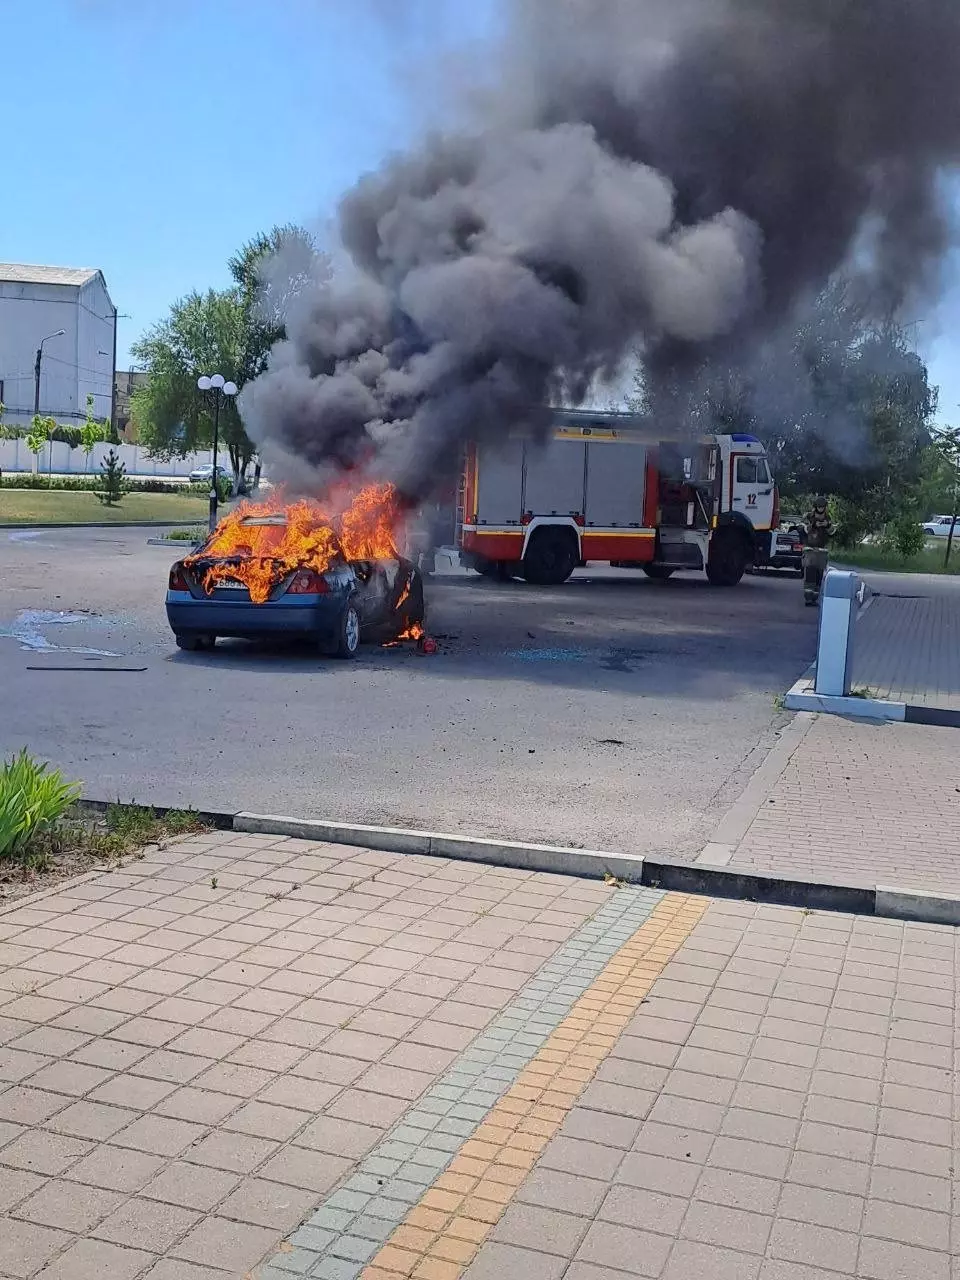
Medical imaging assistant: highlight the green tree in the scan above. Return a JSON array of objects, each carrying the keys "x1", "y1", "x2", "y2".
[
  {"x1": 25, "y1": 415, "x2": 56, "y2": 479},
  {"x1": 922, "y1": 426, "x2": 960, "y2": 566},
  {"x1": 131, "y1": 225, "x2": 328, "y2": 490},
  {"x1": 81, "y1": 394, "x2": 107, "y2": 473},
  {"x1": 633, "y1": 283, "x2": 936, "y2": 538},
  {"x1": 98, "y1": 448, "x2": 126, "y2": 505}
]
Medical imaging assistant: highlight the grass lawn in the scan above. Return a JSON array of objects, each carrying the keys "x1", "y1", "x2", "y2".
[
  {"x1": 0, "y1": 488, "x2": 210, "y2": 526},
  {"x1": 834, "y1": 544, "x2": 960, "y2": 575}
]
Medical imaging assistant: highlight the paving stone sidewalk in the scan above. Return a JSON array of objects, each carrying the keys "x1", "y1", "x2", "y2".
[
  {"x1": 852, "y1": 586, "x2": 960, "y2": 712},
  {"x1": 2, "y1": 830, "x2": 959, "y2": 1279},
  {"x1": 728, "y1": 714, "x2": 960, "y2": 895},
  {"x1": 459, "y1": 896, "x2": 960, "y2": 1280},
  {"x1": 0, "y1": 833, "x2": 613, "y2": 1278}
]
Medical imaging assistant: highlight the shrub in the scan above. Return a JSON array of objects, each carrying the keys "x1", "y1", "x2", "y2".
[
  {"x1": 829, "y1": 497, "x2": 874, "y2": 549},
  {"x1": 49, "y1": 426, "x2": 83, "y2": 448},
  {"x1": 891, "y1": 515, "x2": 927, "y2": 559},
  {"x1": 0, "y1": 474, "x2": 201, "y2": 494},
  {"x1": 0, "y1": 751, "x2": 81, "y2": 859}
]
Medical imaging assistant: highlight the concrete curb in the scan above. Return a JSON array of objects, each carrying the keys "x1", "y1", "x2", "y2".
[
  {"x1": 784, "y1": 674, "x2": 906, "y2": 720},
  {"x1": 696, "y1": 713, "x2": 816, "y2": 867},
  {"x1": 784, "y1": 674, "x2": 960, "y2": 727},
  {"x1": 0, "y1": 521, "x2": 197, "y2": 530},
  {"x1": 68, "y1": 799, "x2": 960, "y2": 928},
  {"x1": 233, "y1": 811, "x2": 645, "y2": 881}
]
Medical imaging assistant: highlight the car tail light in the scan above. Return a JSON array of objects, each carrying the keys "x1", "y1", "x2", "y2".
[
  {"x1": 772, "y1": 485, "x2": 780, "y2": 532},
  {"x1": 168, "y1": 563, "x2": 190, "y2": 591},
  {"x1": 287, "y1": 569, "x2": 330, "y2": 594}
]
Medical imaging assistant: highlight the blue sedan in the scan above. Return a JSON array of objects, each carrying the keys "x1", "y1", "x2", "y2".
[{"x1": 166, "y1": 552, "x2": 424, "y2": 658}]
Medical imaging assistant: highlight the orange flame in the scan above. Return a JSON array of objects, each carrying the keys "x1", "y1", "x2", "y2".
[{"x1": 184, "y1": 483, "x2": 406, "y2": 605}]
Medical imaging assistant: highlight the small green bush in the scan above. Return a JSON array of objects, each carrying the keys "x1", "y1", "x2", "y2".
[
  {"x1": 0, "y1": 751, "x2": 81, "y2": 859},
  {"x1": 891, "y1": 516, "x2": 927, "y2": 559},
  {"x1": 0, "y1": 474, "x2": 202, "y2": 494}
]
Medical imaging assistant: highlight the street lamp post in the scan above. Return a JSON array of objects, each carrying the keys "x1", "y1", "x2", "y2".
[
  {"x1": 197, "y1": 373, "x2": 238, "y2": 532},
  {"x1": 34, "y1": 330, "x2": 66, "y2": 417}
]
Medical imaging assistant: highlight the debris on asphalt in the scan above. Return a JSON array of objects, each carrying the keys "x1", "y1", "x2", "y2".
[{"x1": 26, "y1": 665, "x2": 147, "y2": 672}]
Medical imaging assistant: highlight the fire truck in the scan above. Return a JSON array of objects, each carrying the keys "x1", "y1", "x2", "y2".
[{"x1": 457, "y1": 409, "x2": 779, "y2": 586}]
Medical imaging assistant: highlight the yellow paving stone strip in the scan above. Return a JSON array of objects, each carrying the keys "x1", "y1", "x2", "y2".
[{"x1": 360, "y1": 891, "x2": 708, "y2": 1280}]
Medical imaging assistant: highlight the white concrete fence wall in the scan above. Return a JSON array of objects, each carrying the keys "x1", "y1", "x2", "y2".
[{"x1": 0, "y1": 438, "x2": 214, "y2": 478}]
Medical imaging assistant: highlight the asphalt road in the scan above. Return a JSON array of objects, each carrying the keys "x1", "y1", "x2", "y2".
[{"x1": 0, "y1": 526, "x2": 817, "y2": 858}]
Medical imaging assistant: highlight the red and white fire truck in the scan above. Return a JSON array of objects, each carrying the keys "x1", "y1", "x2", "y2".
[{"x1": 457, "y1": 409, "x2": 779, "y2": 586}]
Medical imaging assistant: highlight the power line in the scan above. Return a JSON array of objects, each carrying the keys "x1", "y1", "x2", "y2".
[
  {"x1": 39, "y1": 352, "x2": 115, "y2": 378},
  {"x1": 0, "y1": 292, "x2": 118, "y2": 325}
]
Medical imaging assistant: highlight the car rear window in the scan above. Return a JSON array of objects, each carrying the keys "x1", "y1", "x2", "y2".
[{"x1": 239, "y1": 515, "x2": 287, "y2": 527}]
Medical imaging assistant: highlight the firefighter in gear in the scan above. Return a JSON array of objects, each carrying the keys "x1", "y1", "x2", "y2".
[{"x1": 802, "y1": 497, "x2": 833, "y2": 606}]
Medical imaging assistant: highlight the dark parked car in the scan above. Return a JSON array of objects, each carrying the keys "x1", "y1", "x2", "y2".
[
  {"x1": 166, "y1": 515, "x2": 424, "y2": 658},
  {"x1": 768, "y1": 519, "x2": 806, "y2": 573}
]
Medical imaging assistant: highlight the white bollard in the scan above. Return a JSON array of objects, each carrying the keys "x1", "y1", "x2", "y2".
[{"x1": 814, "y1": 568, "x2": 861, "y2": 696}]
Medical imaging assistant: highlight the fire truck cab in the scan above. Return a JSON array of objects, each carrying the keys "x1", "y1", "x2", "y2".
[{"x1": 457, "y1": 409, "x2": 778, "y2": 586}]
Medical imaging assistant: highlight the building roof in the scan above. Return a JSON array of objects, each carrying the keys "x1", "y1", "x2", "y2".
[{"x1": 0, "y1": 262, "x2": 100, "y2": 287}]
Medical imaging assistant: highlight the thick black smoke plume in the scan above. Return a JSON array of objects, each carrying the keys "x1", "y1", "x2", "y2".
[{"x1": 240, "y1": 0, "x2": 960, "y2": 497}]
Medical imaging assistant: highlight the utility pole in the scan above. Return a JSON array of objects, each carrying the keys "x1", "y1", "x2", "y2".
[
  {"x1": 34, "y1": 330, "x2": 65, "y2": 417},
  {"x1": 110, "y1": 306, "x2": 118, "y2": 438}
]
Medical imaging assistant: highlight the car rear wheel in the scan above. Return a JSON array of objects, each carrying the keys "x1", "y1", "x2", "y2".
[
  {"x1": 642, "y1": 564, "x2": 675, "y2": 581},
  {"x1": 330, "y1": 604, "x2": 361, "y2": 659}
]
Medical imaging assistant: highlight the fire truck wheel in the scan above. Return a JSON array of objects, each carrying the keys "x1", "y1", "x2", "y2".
[
  {"x1": 522, "y1": 530, "x2": 578, "y2": 585},
  {"x1": 642, "y1": 565, "x2": 675, "y2": 581},
  {"x1": 706, "y1": 531, "x2": 748, "y2": 586},
  {"x1": 330, "y1": 604, "x2": 361, "y2": 659}
]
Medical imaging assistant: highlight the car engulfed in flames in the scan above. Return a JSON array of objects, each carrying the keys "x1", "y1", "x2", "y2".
[{"x1": 165, "y1": 483, "x2": 425, "y2": 658}]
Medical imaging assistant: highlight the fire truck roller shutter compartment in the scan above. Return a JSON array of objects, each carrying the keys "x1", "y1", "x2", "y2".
[
  {"x1": 475, "y1": 439, "x2": 525, "y2": 525},
  {"x1": 523, "y1": 436, "x2": 587, "y2": 517},
  {"x1": 585, "y1": 439, "x2": 648, "y2": 527}
]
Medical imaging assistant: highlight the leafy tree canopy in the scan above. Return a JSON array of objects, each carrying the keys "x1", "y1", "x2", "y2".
[
  {"x1": 131, "y1": 225, "x2": 329, "y2": 480},
  {"x1": 632, "y1": 281, "x2": 938, "y2": 534}
]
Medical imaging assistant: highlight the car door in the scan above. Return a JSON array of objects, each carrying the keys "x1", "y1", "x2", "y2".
[
  {"x1": 731, "y1": 454, "x2": 776, "y2": 530},
  {"x1": 348, "y1": 561, "x2": 393, "y2": 628}
]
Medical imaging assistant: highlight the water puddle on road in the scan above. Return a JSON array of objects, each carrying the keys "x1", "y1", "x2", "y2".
[
  {"x1": 0, "y1": 609, "x2": 120, "y2": 657},
  {"x1": 504, "y1": 646, "x2": 589, "y2": 663}
]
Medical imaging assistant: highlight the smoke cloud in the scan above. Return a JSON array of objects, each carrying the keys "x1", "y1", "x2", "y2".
[{"x1": 240, "y1": 0, "x2": 960, "y2": 498}]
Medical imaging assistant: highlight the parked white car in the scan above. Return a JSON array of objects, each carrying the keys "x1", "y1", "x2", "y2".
[
  {"x1": 921, "y1": 515, "x2": 958, "y2": 537},
  {"x1": 189, "y1": 463, "x2": 229, "y2": 484}
]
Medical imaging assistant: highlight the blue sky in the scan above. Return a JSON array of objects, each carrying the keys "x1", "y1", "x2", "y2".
[
  {"x1": 5, "y1": 0, "x2": 959, "y2": 426},
  {"x1": 4, "y1": 0, "x2": 499, "y2": 363}
]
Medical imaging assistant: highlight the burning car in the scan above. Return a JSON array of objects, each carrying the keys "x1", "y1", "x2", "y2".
[{"x1": 165, "y1": 485, "x2": 425, "y2": 658}]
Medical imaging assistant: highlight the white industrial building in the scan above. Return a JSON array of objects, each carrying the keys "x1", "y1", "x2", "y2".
[{"x1": 0, "y1": 262, "x2": 116, "y2": 428}]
